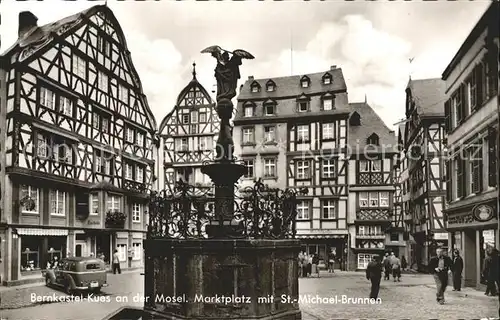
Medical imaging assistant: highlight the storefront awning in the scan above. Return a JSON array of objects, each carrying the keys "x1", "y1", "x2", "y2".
[{"x1": 16, "y1": 228, "x2": 69, "y2": 236}]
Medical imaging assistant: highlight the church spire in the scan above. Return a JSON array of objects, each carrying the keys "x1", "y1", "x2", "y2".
[
  {"x1": 192, "y1": 61, "x2": 197, "y2": 80},
  {"x1": 364, "y1": 93, "x2": 367, "y2": 104}
]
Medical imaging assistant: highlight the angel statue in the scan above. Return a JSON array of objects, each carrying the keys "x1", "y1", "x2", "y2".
[{"x1": 201, "y1": 46, "x2": 254, "y2": 102}]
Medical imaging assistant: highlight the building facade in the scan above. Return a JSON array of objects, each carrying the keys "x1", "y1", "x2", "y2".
[
  {"x1": 442, "y1": 1, "x2": 499, "y2": 288},
  {"x1": 0, "y1": 6, "x2": 156, "y2": 285},
  {"x1": 234, "y1": 67, "x2": 354, "y2": 270},
  {"x1": 402, "y1": 78, "x2": 448, "y2": 272},
  {"x1": 157, "y1": 65, "x2": 219, "y2": 190},
  {"x1": 395, "y1": 124, "x2": 413, "y2": 266},
  {"x1": 347, "y1": 103, "x2": 400, "y2": 270}
]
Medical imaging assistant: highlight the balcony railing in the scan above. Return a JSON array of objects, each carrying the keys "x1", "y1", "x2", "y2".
[
  {"x1": 355, "y1": 209, "x2": 391, "y2": 221},
  {"x1": 357, "y1": 172, "x2": 383, "y2": 185}
]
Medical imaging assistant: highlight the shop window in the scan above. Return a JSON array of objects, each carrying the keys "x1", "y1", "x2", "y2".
[{"x1": 21, "y1": 236, "x2": 40, "y2": 272}]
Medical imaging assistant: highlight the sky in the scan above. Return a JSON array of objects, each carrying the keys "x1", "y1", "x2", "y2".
[{"x1": 0, "y1": 0, "x2": 492, "y2": 131}]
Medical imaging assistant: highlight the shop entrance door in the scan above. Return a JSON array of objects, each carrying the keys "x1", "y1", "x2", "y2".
[{"x1": 75, "y1": 241, "x2": 87, "y2": 257}]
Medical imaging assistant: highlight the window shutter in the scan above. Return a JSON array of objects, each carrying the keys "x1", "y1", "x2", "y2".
[
  {"x1": 444, "y1": 100, "x2": 451, "y2": 133},
  {"x1": 456, "y1": 158, "x2": 464, "y2": 198},
  {"x1": 445, "y1": 159, "x2": 452, "y2": 203},
  {"x1": 488, "y1": 128, "x2": 498, "y2": 187},
  {"x1": 475, "y1": 64, "x2": 483, "y2": 107},
  {"x1": 460, "y1": 83, "x2": 467, "y2": 118}
]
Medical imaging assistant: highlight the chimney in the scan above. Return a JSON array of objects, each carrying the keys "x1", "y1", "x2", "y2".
[
  {"x1": 330, "y1": 65, "x2": 337, "y2": 70},
  {"x1": 248, "y1": 76, "x2": 254, "y2": 80},
  {"x1": 18, "y1": 11, "x2": 38, "y2": 38}
]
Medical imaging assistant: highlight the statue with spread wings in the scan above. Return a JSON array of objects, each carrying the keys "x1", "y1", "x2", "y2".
[{"x1": 201, "y1": 46, "x2": 254, "y2": 102}]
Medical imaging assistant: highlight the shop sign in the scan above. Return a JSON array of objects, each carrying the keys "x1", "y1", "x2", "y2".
[
  {"x1": 473, "y1": 204, "x2": 494, "y2": 222},
  {"x1": 87, "y1": 220, "x2": 100, "y2": 226}
]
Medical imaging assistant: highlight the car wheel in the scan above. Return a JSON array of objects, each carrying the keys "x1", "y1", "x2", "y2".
[
  {"x1": 65, "y1": 283, "x2": 73, "y2": 295},
  {"x1": 93, "y1": 288, "x2": 101, "y2": 294}
]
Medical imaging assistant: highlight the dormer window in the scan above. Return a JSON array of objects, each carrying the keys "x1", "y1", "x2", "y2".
[
  {"x1": 264, "y1": 104, "x2": 275, "y2": 116},
  {"x1": 250, "y1": 82, "x2": 261, "y2": 93},
  {"x1": 299, "y1": 102, "x2": 308, "y2": 112},
  {"x1": 263, "y1": 99, "x2": 276, "y2": 116},
  {"x1": 300, "y1": 76, "x2": 310, "y2": 88},
  {"x1": 350, "y1": 112, "x2": 361, "y2": 126},
  {"x1": 321, "y1": 93, "x2": 334, "y2": 111},
  {"x1": 243, "y1": 102, "x2": 255, "y2": 117},
  {"x1": 266, "y1": 80, "x2": 276, "y2": 92},
  {"x1": 296, "y1": 94, "x2": 310, "y2": 112},
  {"x1": 367, "y1": 133, "x2": 379, "y2": 146},
  {"x1": 322, "y1": 73, "x2": 332, "y2": 85}
]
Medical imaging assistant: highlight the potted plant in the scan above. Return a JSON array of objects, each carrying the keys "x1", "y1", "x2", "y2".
[{"x1": 105, "y1": 210, "x2": 126, "y2": 228}]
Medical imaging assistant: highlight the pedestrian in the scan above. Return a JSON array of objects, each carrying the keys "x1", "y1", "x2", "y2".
[
  {"x1": 401, "y1": 255, "x2": 407, "y2": 271},
  {"x1": 382, "y1": 253, "x2": 391, "y2": 280},
  {"x1": 311, "y1": 254, "x2": 320, "y2": 278},
  {"x1": 366, "y1": 255, "x2": 382, "y2": 299},
  {"x1": 482, "y1": 247, "x2": 499, "y2": 296},
  {"x1": 298, "y1": 252, "x2": 304, "y2": 277},
  {"x1": 429, "y1": 247, "x2": 453, "y2": 304},
  {"x1": 390, "y1": 254, "x2": 401, "y2": 282},
  {"x1": 328, "y1": 249, "x2": 336, "y2": 273},
  {"x1": 112, "y1": 249, "x2": 121, "y2": 274},
  {"x1": 306, "y1": 253, "x2": 312, "y2": 277},
  {"x1": 452, "y1": 249, "x2": 463, "y2": 291}
]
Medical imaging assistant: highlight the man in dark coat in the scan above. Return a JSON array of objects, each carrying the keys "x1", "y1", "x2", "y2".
[
  {"x1": 483, "y1": 247, "x2": 499, "y2": 296},
  {"x1": 429, "y1": 247, "x2": 453, "y2": 304},
  {"x1": 366, "y1": 256, "x2": 383, "y2": 299},
  {"x1": 452, "y1": 249, "x2": 464, "y2": 291}
]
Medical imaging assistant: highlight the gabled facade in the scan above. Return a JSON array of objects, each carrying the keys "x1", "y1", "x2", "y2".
[
  {"x1": 157, "y1": 64, "x2": 219, "y2": 190},
  {"x1": 442, "y1": 1, "x2": 499, "y2": 288},
  {"x1": 0, "y1": 6, "x2": 156, "y2": 285},
  {"x1": 347, "y1": 103, "x2": 400, "y2": 270},
  {"x1": 402, "y1": 78, "x2": 448, "y2": 271},
  {"x1": 234, "y1": 66, "x2": 351, "y2": 270}
]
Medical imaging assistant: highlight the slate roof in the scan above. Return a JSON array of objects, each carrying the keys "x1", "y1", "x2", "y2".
[
  {"x1": 1, "y1": 5, "x2": 157, "y2": 130},
  {"x1": 348, "y1": 102, "x2": 398, "y2": 154},
  {"x1": 237, "y1": 67, "x2": 346, "y2": 100},
  {"x1": 406, "y1": 78, "x2": 446, "y2": 117}
]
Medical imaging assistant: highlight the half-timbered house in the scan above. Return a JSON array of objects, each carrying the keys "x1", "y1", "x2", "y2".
[
  {"x1": 234, "y1": 66, "x2": 351, "y2": 270},
  {"x1": 395, "y1": 124, "x2": 412, "y2": 266},
  {"x1": 157, "y1": 64, "x2": 219, "y2": 190},
  {"x1": 0, "y1": 6, "x2": 156, "y2": 285},
  {"x1": 442, "y1": 1, "x2": 498, "y2": 288},
  {"x1": 347, "y1": 102, "x2": 399, "y2": 270},
  {"x1": 402, "y1": 78, "x2": 448, "y2": 272}
]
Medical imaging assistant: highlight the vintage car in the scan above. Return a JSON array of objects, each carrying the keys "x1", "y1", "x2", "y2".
[{"x1": 44, "y1": 257, "x2": 109, "y2": 294}]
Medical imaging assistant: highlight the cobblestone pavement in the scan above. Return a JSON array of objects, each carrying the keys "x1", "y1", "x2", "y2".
[
  {"x1": 0, "y1": 271, "x2": 498, "y2": 320},
  {"x1": 299, "y1": 271, "x2": 498, "y2": 320}
]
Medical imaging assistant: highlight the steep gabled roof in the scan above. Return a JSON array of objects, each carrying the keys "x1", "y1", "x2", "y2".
[
  {"x1": 237, "y1": 68, "x2": 346, "y2": 100},
  {"x1": 406, "y1": 78, "x2": 446, "y2": 117},
  {"x1": 2, "y1": 5, "x2": 157, "y2": 131},
  {"x1": 348, "y1": 102, "x2": 397, "y2": 153},
  {"x1": 158, "y1": 67, "x2": 212, "y2": 134}
]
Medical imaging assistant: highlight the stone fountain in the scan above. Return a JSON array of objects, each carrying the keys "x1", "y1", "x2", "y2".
[{"x1": 102, "y1": 48, "x2": 305, "y2": 320}]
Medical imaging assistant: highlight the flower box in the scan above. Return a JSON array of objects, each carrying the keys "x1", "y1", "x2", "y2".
[{"x1": 105, "y1": 211, "x2": 126, "y2": 228}]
